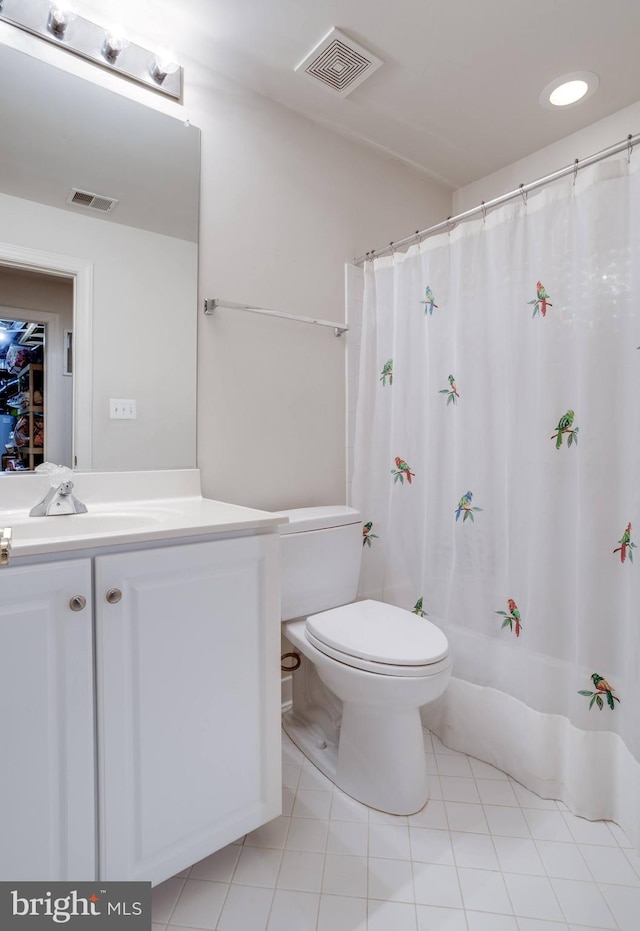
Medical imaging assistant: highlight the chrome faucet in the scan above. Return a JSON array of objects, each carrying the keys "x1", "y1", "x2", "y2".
[{"x1": 29, "y1": 481, "x2": 88, "y2": 517}]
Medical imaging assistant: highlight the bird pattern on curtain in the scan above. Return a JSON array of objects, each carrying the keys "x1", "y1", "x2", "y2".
[{"x1": 353, "y1": 160, "x2": 640, "y2": 747}]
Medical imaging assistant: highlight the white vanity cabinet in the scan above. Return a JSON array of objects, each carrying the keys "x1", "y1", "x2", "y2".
[
  {"x1": 0, "y1": 529, "x2": 282, "y2": 885},
  {"x1": 95, "y1": 534, "x2": 282, "y2": 884},
  {"x1": 0, "y1": 558, "x2": 96, "y2": 881}
]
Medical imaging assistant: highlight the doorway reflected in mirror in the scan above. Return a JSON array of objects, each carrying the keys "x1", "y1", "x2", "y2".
[{"x1": 0, "y1": 265, "x2": 73, "y2": 471}]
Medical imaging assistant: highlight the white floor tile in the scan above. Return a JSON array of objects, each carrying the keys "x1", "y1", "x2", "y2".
[
  {"x1": 562, "y1": 814, "x2": 618, "y2": 847},
  {"x1": 367, "y1": 899, "x2": 418, "y2": 931},
  {"x1": 457, "y1": 866, "x2": 513, "y2": 914},
  {"x1": 607, "y1": 821, "x2": 633, "y2": 848},
  {"x1": 409, "y1": 800, "x2": 449, "y2": 831},
  {"x1": 468, "y1": 758, "x2": 510, "y2": 781},
  {"x1": 189, "y1": 845, "x2": 241, "y2": 883},
  {"x1": 430, "y1": 735, "x2": 462, "y2": 755},
  {"x1": 435, "y1": 754, "x2": 474, "y2": 777},
  {"x1": 152, "y1": 876, "x2": 187, "y2": 925},
  {"x1": 292, "y1": 788, "x2": 333, "y2": 820},
  {"x1": 331, "y1": 790, "x2": 370, "y2": 823},
  {"x1": 523, "y1": 809, "x2": 574, "y2": 842},
  {"x1": 368, "y1": 858, "x2": 414, "y2": 903},
  {"x1": 298, "y1": 762, "x2": 335, "y2": 792},
  {"x1": 510, "y1": 783, "x2": 559, "y2": 810},
  {"x1": 415, "y1": 904, "x2": 468, "y2": 930},
  {"x1": 317, "y1": 893, "x2": 367, "y2": 931},
  {"x1": 492, "y1": 836, "x2": 546, "y2": 876},
  {"x1": 450, "y1": 831, "x2": 499, "y2": 870},
  {"x1": 245, "y1": 815, "x2": 290, "y2": 849},
  {"x1": 410, "y1": 826, "x2": 456, "y2": 865},
  {"x1": 535, "y1": 840, "x2": 592, "y2": 881},
  {"x1": 168, "y1": 879, "x2": 228, "y2": 930},
  {"x1": 503, "y1": 872, "x2": 564, "y2": 921},
  {"x1": 276, "y1": 850, "x2": 324, "y2": 893},
  {"x1": 322, "y1": 854, "x2": 368, "y2": 898},
  {"x1": 281, "y1": 763, "x2": 301, "y2": 789},
  {"x1": 517, "y1": 920, "x2": 570, "y2": 931},
  {"x1": 475, "y1": 779, "x2": 519, "y2": 807},
  {"x1": 284, "y1": 816, "x2": 328, "y2": 853},
  {"x1": 217, "y1": 884, "x2": 273, "y2": 931},
  {"x1": 327, "y1": 819, "x2": 369, "y2": 857},
  {"x1": 412, "y1": 862, "x2": 462, "y2": 908},
  {"x1": 424, "y1": 752, "x2": 439, "y2": 775},
  {"x1": 368, "y1": 823, "x2": 412, "y2": 860},
  {"x1": 598, "y1": 882, "x2": 640, "y2": 931},
  {"x1": 551, "y1": 878, "x2": 617, "y2": 928},
  {"x1": 579, "y1": 843, "x2": 640, "y2": 886},
  {"x1": 465, "y1": 911, "x2": 519, "y2": 930},
  {"x1": 439, "y1": 775, "x2": 481, "y2": 804},
  {"x1": 368, "y1": 807, "x2": 409, "y2": 826},
  {"x1": 233, "y1": 846, "x2": 283, "y2": 888},
  {"x1": 444, "y1": 802, "x2": 490, "y2": 834},
  {"x1": 266, "y1": 889, "x2": 319, "y2": 931},
  {"x1": 484, "y1": 805, "x2": 531, "y2": 838},
  {"x1": 623, "y1": 847, "x2": 640, "y2": 877},
  {"x1": 281, "y1": 787, "x2": 295, "y2": 817},
  {"x1": 157, "y1": 732, "x2": 635, "y2": 931}
]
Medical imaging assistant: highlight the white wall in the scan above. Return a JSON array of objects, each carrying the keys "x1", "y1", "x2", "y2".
[
  {"x1": 0, "y1": 192, "x2": 197, "y2": 472},
  {"x1": 453, "y1": 101, "x2": 640, "y2": 213},
  {"x1": 190, "y1": 72, "x2": 451, "y2": 511}
]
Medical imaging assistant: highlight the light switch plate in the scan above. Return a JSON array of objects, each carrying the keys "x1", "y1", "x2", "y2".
[{"x1": 110, "y1": 398, "x2": 137, "y2": 419}]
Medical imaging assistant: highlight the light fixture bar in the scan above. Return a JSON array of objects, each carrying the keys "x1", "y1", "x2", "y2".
[{"x1": 0, "y1": 0, "x2": 182, "y2": 100}]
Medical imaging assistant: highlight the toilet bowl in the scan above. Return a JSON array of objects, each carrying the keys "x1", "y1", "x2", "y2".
[{"x1": 278, "y1": 507, "x2": 452, "y2": 815}]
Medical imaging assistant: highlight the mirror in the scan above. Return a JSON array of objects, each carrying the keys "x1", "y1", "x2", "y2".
[{"x1": 0, "y1": 42, "x2": 200, "y2": 472}]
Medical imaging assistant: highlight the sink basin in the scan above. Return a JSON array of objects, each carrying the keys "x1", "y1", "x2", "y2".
[{"x1": 10, "y1": 512, "x2": 164, "y2": 541}]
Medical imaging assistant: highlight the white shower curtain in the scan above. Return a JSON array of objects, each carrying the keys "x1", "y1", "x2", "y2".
[{"x1": 352, "y1": 155, "x2": 640, "y2": 848}]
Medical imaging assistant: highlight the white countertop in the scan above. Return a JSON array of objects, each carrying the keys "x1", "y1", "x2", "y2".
[{"x1": 0, "y1": 469, "x2": 286, "y2": 558}]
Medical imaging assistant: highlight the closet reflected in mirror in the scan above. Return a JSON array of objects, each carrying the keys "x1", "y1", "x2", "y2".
[{"x1": 0, "y1": 265, "x2": 72, "y2": 471}]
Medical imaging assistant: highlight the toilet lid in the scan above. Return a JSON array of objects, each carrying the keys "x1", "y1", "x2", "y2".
[{"x1": 306, "y1": 599, "x2": 449, "y2": 666}]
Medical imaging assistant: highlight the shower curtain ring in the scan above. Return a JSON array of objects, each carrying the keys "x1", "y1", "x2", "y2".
[
  {"x1": 627, "y1": 134, "x2": 634, "y2": 163},
  {"x1": 573, "y1": 158, "x2": 579, "y2": 185},
  {"x1": 481, "y1": 201, "x2": 487, "y2": 223},
  {"x1": 519, "y1": 184, "x2": 528, "y2": 207},
  {"x1": 389, "y1": 241, "x2": 396, "y2": 255}
]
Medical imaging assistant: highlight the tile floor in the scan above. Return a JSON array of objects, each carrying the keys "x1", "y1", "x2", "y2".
[{"x1": 151, "y1": 729, "x2": 640, "y2": 931}]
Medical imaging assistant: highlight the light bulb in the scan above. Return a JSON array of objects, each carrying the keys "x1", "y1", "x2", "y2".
[
  {"x1": 102, "y1": 30, "x2": 129, "y2": 64},
  {"x1": 150, "y1": 52, "x2": 179, "y2": 85},
  {"x1": 47, "y1": 5, "x2": 76, "y2": 39}
]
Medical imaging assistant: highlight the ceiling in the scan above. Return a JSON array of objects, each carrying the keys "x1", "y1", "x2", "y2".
[{"x1": 70, "y1": 0, "x2": 640, "y2": 190}]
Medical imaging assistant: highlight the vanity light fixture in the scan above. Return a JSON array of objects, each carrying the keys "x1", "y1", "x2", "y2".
[
  {"x1": 0, "y1": 0, "x2": 183, "y2": 100},
  {"x1": 540, "y1": 71, "x2": 599, "y2": 109}
]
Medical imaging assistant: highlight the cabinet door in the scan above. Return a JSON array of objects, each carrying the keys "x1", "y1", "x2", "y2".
[
  {"x1": 0, "y1": 558, "x2": 95, "y2": 880},
  {"x1": 95, "y1": 534, "x2": 281, "y2": 884}
]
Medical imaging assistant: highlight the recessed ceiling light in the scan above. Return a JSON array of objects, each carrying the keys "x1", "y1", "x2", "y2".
[{"x1": 540, "y1": 71, "x2": 599, "y2": 109}]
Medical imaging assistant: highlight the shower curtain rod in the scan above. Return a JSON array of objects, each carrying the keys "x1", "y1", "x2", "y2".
[
  {"x1": 353, "y1": 132, "x2": 639, "y2": 265},
  {"x1": 204, "y1": 298, "x2": 348, "y2": 336}
]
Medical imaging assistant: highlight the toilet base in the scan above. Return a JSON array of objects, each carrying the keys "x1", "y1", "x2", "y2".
[{"x1": 282, "y1": 664, "x2": 431, "y2": 815}]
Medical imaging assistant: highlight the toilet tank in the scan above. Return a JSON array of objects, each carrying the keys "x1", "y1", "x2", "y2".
[{"x1": 277, "y1": 506, "x2": 362, "y2": 620}]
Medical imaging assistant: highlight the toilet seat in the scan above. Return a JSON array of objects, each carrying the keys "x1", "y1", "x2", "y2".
[{"x1": 305, "y1": 599, "x2": 449, "y2": 677}]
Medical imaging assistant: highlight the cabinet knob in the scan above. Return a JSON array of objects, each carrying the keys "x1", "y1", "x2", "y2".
[
  {"x1": 105, "y1": 588, "x2": 122, "y2": 604},
  {"x1": 69, "y1": 595, "x2": 87, "y2": 611}
]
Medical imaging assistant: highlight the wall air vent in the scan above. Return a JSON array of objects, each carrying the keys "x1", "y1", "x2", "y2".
[
  {"x1": 295, "y1": 27, "x2": 383, "y2": 97},
  {"x1": 66, "y1": 189, "x2": 119, "y2": 213}
]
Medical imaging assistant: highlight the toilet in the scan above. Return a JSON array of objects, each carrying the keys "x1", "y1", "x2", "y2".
[{"x1": 278, "y1": 505, "x2": 452, "y2": 815}]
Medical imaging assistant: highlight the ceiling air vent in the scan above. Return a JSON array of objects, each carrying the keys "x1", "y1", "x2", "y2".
[
  {"x1": 66, "y1": 189, "x2": 119, "y2": 213},
  {"x1": 295, "y1": 27, "x2": 383, "y2": 97}
]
